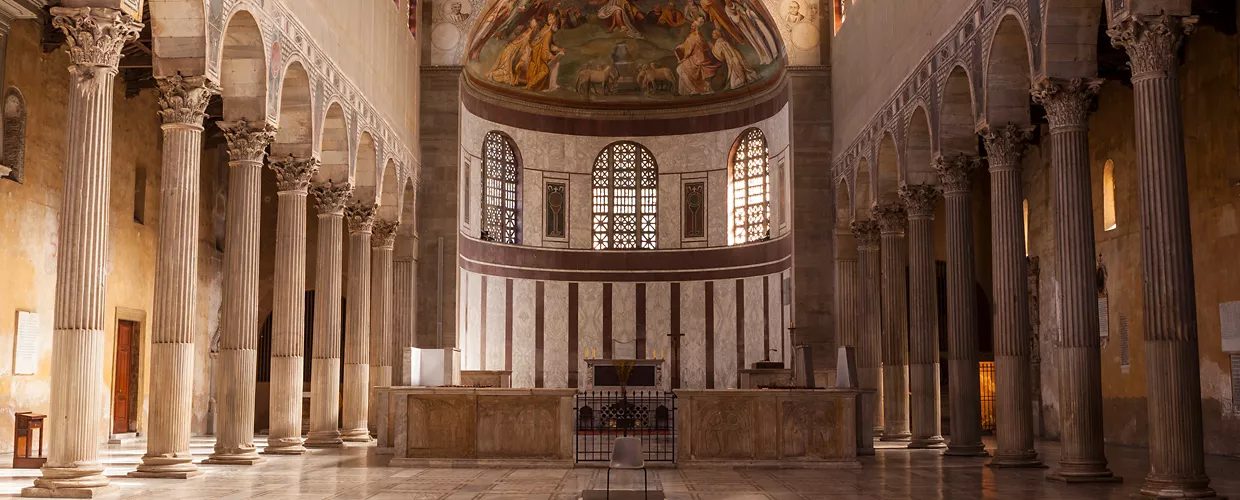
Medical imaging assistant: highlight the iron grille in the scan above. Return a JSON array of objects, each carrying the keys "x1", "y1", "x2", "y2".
[
  {"x1": 574, "y1": 390, "x2": 676, "y2": 463},
  {"x1": 979, "y1": 361, "x2": 996, "y2": 433}
]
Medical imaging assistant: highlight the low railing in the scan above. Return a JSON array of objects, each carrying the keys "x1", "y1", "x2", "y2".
[{"x1": 574, "y1": 390, "x2": 676, "y2": 463}]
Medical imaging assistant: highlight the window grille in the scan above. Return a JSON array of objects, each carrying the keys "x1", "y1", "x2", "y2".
[
  {"x1": 481, "y1": 131, "x2": 520, "y2": 244},
  {"x1": 592, "y1": 142, "x2": 658, "y2": 250}
]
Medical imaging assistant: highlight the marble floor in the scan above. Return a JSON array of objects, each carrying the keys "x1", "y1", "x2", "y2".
[{"x1": 2, "y1": 437, "x2": 1239, "y2": 499}]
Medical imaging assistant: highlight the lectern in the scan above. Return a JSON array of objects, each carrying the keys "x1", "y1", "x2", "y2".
[{"x1": 13, "y1": 411, "x2": 46, "y2": 468}]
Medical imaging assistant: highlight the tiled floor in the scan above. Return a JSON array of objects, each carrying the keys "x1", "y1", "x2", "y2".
[{"x1": 2, "y1": 436, "x2": 1239, "y2": 499}]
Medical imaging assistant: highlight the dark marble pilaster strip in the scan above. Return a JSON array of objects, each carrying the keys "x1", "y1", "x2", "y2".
[
  {"x1": 480, "y1": 274, "x2": 488, "y2": 371},
  {"x1": 736, "y1": 279, "x2": 746, "y2": 378},
  {"x1": 705, "y1": 281, "x2": 715, "y2": 389},
  {"x1": 505, "y1": 278, "x2": 513, "y2": 372},
  {"x1": 568, "y1": 283, "x2": 579, "y2": 389},
  {"x1": 763, "y1": 276, "x2": 771, "y2": 360},
  {"x1": 535, "y1": 281, "x2": 544, "y2": 388},
  {"x1": 603, "y1": 283, "x2": 613, "y2": 359},
  {"x1": 636, "y1": 283, "x2": 647, "y2": 359},
  {"x1": 671, "y1": 282, "x2": 681, "y2": 389}
]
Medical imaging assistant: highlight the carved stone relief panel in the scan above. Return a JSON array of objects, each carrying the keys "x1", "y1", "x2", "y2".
[
  {"x1": 406, "y1": 395, "x2": 477, "y2": 458},
  {"x1": 546, "y1": 181, "x2": 567, "y2": 239},
  {"x1": 779, "y1": 398, "x2": 846, "y2": 459},
  {"x1": 476, "y1": 396, "x2": 563, "y2": 458},
  {"x1": 683, "y1": 181, "x2": 706, "y2": 239}
]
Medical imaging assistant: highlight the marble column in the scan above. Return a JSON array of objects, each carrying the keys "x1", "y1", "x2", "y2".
[
  {"x1": 306, "y1": 181, "x2": 353, "y2": 448},
  {"x1": 874, "y1": 203, "x2": 910, "y2": 441},
  {"x1": 834, "y1": 227, "x2": 860, "y2": 349},
  {"x1": 341, "y1": 203, "x2": 377, "y2": 442},
  {"x1": 205, "y1": 120, "x2": 277, "y2": 465},
  {"x1": 852, "y1": 220, "x2": 884, "y2": 435},
  {"x1": 368, "y1": 219, "x2": 398, "y2": 430},
  {"x1": 982, "y1": 125, "x2": 1044, "y2": 468},
  {"x1": 131, "y1": 76, "x2": 220, "y2": 480},
  {"x1": 1032, "y1": 78, "x2": 1119, "y2": 482},
  {"x1": 901, "y1": 185, "x2": 945, "y2": 449},
  {"x1": 394, "y1": 234, "x2": 418, "y2": 385},
  {"x1": 934, "y1": 154, "x2": 989, "y2": 457},
  {"x1": 24, "y1": 8, "x2": 141, "y2": 498},
  {"x1": 1110, "y1": 15, "x2": 1219, "y2": 498},
  {"x1": 263, "y1": 156, "x2": 320, "y2": 455}
]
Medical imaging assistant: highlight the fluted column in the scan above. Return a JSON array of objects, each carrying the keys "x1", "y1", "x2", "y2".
[
  {"x1": 204, "y1": 121, "x2": 277, "y2": 465},
  {"x1": 982, "y1": 125, "x2": 1044, "y2": 468},
  {"x1": 394, "y1": 233, "x2": 418, "y2": 385},
  {"x1": 24, "y1": 8, "x2": 141, "y2": 498},
  {"x1": 368, "y1": 219, "x2": 398, "y2": 430},
  {"x1": 341, "y1": 203, "x2": 376, "y2": 442},
  {"x1": 1110, "y1": 16, "x2": 1218, "y2": 498},
  {"x1": 306, "y1": 181, "x2": 353, "y2": 448},
  {"x1": 262, "y1": 157, "x2": 320, "y2": 455},
  {"x1": 131, "y1": 76, "x2": 219, "y2": 480},
  {"x1": 874, "y1": 203, "x2": 911, "y2": 441},
  {"x1": 1032, "y1": 78, "x2": 1118, "y2": 482},
  {"x1": 852, "y1": 220, "x2": 884, "y2": 435},
  {"x1": 901, "y1": 185, "x2": 945, "y2": 449},
  {"x1": 934, "y1": 154, "x2": 989, "y2": 457},
  {"x1": 835, "y1": 227, "x2": 860, "y2": 348}
]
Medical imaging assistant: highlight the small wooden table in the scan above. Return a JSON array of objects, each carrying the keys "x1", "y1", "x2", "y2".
[{"x1": 14, "y1": 412, "x2": 46, "y2": 469}]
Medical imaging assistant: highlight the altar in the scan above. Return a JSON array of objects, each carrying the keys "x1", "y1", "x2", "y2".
[{"x1": 584, "y1": 358, "x2": 666, "y2": 391}]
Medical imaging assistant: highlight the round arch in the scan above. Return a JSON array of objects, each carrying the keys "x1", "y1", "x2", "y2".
[
  {"x1": 854, "y1": 156, "x2": 873, "y2": 219},
  {"x1": 591, "y1": 141, "x2": 658, "y2": 250},
  {"x1": 1042, "y1": 0, "x2": 1106, "y2": 78},
  {"x1": 272, "y1": 60, "x2": 313, "y2": 158},
  {"x1": 940, "y1": 65, "x2": 979, "y2": 155},
  {"x1": 905, "y1": 106, "x2": 935, "y2": 185},
  {"x1": 149, "y1": 0, "x2": 208, "y2": 77},
  {"x1": 353, "y1": 131, "x2": 380, "y2": 204},
  {"x1": 217, "y1": 9, "x2": 268, "y2": 121},
  {"x1": 480, "y1": 131, "x2": 521, "y2": 244},
  {"x1": 317, "y1": 102, "x2": 350, "y2": 184},
  {"x1": 378, "y1": 159, "x2": 401, "y2": 221},
  {"x1": 875, "y1": 132, "x2": 901, "y2": 204},
  {"x1": 728, "y1": 127, "x2": 771, "y2": 245},
  {"x1": 984, "y1": 13, "x2": 1035, "y2": 126}
]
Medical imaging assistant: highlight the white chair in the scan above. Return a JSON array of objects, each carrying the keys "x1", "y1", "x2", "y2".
[{"x1": 606, "y1": 437, "x2": 647, "y2": 499}]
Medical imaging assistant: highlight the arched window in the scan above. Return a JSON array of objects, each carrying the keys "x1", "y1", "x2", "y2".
[
  {"x1": 592, "y1": 141, "x2": 658, "y2": 249},
  {"x1": 1103, "y1": 160, "x2": 1117, "y2": 231},
  {"x1": 729, "y1": 128, "x2": 770, "y2": 245},
  {"x1": 481, "y1": 131, "x2": 520, "y2": 244},
  {"x1": 1, "y1": 88, "x2": 27, "y2": 183}
]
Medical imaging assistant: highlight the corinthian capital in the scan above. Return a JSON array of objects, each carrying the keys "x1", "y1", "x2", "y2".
[
  {"x1": 269, "y1": 156, "x2": 320, "y2": 193},
  {"x1": 933, "y1": 154, "x2": 982, "y2": 194},
  {"x1": 311, "y1": 180, "x2": 353, "y2": 215},
  {"x1": 157, "y1": 75, "x2": 221, "y2": 126},
  {"x1": 850, "y1": 219, "x2": 880, "y2": 251},
  {"x1": 372, "y1": 219, "x2": 400, "y2": 249},
  {"x1": 981, "y1": 124, "x2": 1035, "y2": 171},
  {"x1": 1031, "y1": 78, "x2": 1103, "y2": 131},
  {"x1": 51, "y1": 7, "x2": 142, "y2": 72},
  {"x1": 218, "y1": 121, "x2": 278, "y2": 164},
  {"x1": 1108, "y1": 14, "x2": 1197, "y2": 78},
  {"x1": 346, "y1": 202, "x2": 378, "y2": 234},
  {"x1": 873, "y1": 202, "x2": 908, "y2": 235},
  {"x1": 899, "y1": 184, "x2": 940, "y2": 219}
]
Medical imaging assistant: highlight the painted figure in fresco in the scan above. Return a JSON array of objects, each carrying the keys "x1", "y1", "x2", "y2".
[
  {"x1": 592, "y1": 0, "x2": 645, "y2": 37},
  {"x1": 684, "y1": 0, "x2": 704, "y2": 22},
  {"x1": 449, "y1": 1, "x2": 471, "y2": 22},
  {"x1": 726, "y1": 0, "x2": 779, "y2": 64},
  {"x1": 525, "y1": 13, "x2": 565, "y2": 91},
  {"x1": 784, "y1": 0, "x2": 805, "y2": 23},
  {"x1": 487, "y1": 21, "x2": 537, "y2": 85},
  {"x1": 656, "y1": 0, "x2": 687, "y2": 27},
  {"x1": 711, "y1": 29, "x2": 757, "y2": 89},
  {"x1": 469, "y1": 0, "x2": 518, "y2": 60},
  {"x1": 698, "y1": 0, "x2": 744, "y2": 44},
  {"x1": 674, "y1": 18, "x2": 720, "y2": 95}
]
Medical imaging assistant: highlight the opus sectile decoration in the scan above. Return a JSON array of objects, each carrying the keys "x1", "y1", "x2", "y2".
[{"x1": 546, "y1": 181, "x2": 567, "y2": 238}]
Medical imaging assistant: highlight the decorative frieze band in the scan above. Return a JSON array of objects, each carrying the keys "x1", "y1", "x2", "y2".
[
  {"x1": 269, "y1": 156, "x2": 321, "y2": 193},
  {"x1": 219, "y1": 121, "x2": 278, "y2": 164},
  {"x1": 156, "y1": 75, "x2": 221, "y2": 126},
  {"x1": 899, "y1": 184, "x2": 940, "y2": 219},
  {"x1": 1031, "y1": 78, "x2": 1103, "y2": 132},
  {"x1": 1108, "y1": 14, "x2": 1198, "y2": 78},
  {"x1": 312, "y1": 180, "x2": 353, "y2": 215},
  {"x1": 933, "y1": 154, "x2": 982, "y2": 194},
  {"x1": 981, "y1": 125, "x2": 1035, "y2": 171},
  {"x1": 873, "y1": 203, "x2": 908, "y2": 235}
]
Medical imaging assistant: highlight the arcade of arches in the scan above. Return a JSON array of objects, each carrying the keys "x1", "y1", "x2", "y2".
[{"x1": 0, "y1": 0, "x2": 1238, "y2": 499}]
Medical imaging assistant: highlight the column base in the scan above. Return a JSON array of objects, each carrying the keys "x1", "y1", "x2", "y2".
[
  {"x1": 943, "y1": 443, "x2": 990, "y2": 457},
  {"x1": 987, "y1": 452, "x2": 1046, "y2": 468},
  {"x1": 127, "y1": 470, "x2": 204, "y2": 479},
  {"x1": 23, "y1": 485, "x2": 119, "y2": 498},
  {"x1": 340, "y1": 429, "x2": 373, "y2": 443},
  {"x1": 1047, "y1": 469, "x2": 1121, "y2": 484},
  {"x1": 879, "y1": 431, "x2": 911, "y2": 442},
  {"x1": 1136, "y1": 477, "x2": 1223, "y2": 499},
  {"x1": 907, "y1": 437, "x2": 946, "y2": 449},
  {"x1": 130, "y1": 457, "x2": 200, "y2": 479},
  {"x1": 201, "y1": 455, "x2": 264, "y2": 466},
  {"x1": 262, "y1": 445, "x2": 308, "y2": 455}
]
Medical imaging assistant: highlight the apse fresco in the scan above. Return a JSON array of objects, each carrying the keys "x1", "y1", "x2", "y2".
[{"x1": 464, "y1": 0, "x2": 786, "y2": 105}]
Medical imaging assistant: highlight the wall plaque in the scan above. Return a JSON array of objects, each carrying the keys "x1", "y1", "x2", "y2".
[
  {"x1": 683, "y1": 181, "x2": 705, "y2": 239},
  {"x1": 1221, "y1": 301, "x2": 1240, "y2": 353},
  {"x1": 1098, "y1": 297, "x2": 1109, "y2": 338},
  {"x1": 1231, "y1": 354, "x2": 1240, "y2": 416},
  {"x1": 1119, "y1": 315, "x2": 1130, "y2": 372},
  {"x1": 14, "y1": 311, "x2": 39, "y2": 375},
  {"x1": 545, "y1": 182, "x2": 566, "y2": 238}
]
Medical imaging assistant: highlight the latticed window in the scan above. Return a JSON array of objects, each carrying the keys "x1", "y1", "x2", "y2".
[
  {"x1": 729, "y1": 128, "x2": 770, "y2": 244},
  {"x1": 481, "y1": 131, "x2": 520, "y2": 244},
  {"x1": 592, "y1": 142, "x2": 658, "y2": 249}
]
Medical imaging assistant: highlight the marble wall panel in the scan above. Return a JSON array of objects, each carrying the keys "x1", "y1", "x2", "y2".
[
  {"x1": 459, "y1": 268, "x2": 470, "y2": 364},
  {"x1": 768, "y1": 273, "x2": 785, "y2": 363},
  {"x1": 745, "y1": 276, "x2": 767, "y2": 367},
  {"x1": 681, "y1": 281, "x2": 707, "y2": 389},
  {"x1": 543, "y1": 281, "x2": 570, "y2": 387},
  {"x1": 708, "y1": 170, "x2": 728, "y2": 247},
  {"x1": 486, "y1": 276, "x2": 507, "y2": 371},
  {"x1": 466, "y1": 271, "x2": 483, "y2": 370},
  {"x1": 569, "y1": 174, "x2": 591, "y2": 249},
  {"x1": 523, "y1": 169, "x2": 543, "y2": 247},
  {"x1": 578, "y1": 282, "x2": 604, "y2": 384},
  {"x1": 714, "y1": 279, "x2": 739, "y2": 388},
  {"x1": 512, "y1": 279, "x2": 537, "y2": 388},
  {"x1": 660, "y1": 173, "x2": 681, "y2": 249},
  {"x1": 647, "y1": 282, "x2": 672, "y2": 375},
  {"x1": 783, "y1": 270, "x2": 793, "y2": 365},
  {"x1": 612, "y1": 282, "x2": 637, "y2": 359}
]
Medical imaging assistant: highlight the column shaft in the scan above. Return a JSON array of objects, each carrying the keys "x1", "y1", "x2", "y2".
[
  {"x1": 206, "y1": 121, "x2": 276, "y2": 465},
  {"x1": 982, "y1": 125, "x2": 1044, "y2": 468},
  {"x1": 341, "y1": 204, "x2": 376, "y2": 442},
  {"x1": 368, "y1": 220, "x2": 397, "y2": 431},
  {"x1": 264, "y1": 158, "x2": 319, "y2": 455},
  {"x1": 1034, "y1": 78, "x2": 1118, "y2": 482},
  {"x1": 306, "y1": 182, "x2": 352, "y2": 447},
  {"x1": 902, "y1": 185, "x2": 945, "y2": 449},
  {"x1": 1110, "y1": 16, "x2": 1217, "y2": 498},
  {"x1": 935, "y1": 155, "x2": 989, "y2": 457},
  {"x1": 394, "y1": 257, "x2": 416, "y2": 385},
  {"x1": 834, "y1": 229, "x2": 859, "y2": 349},
  {"x1": 875, "y1": 203, "x2": 910, "y2": 441},
  {"x1": 852, "y1": 221, "x2": 883, "y2": 436},
  {"x1": 133, "y1": 76, "x2": 219, "y2": 479},
  {"x1": 26, "y1": 8, "x2": 141, "y2": 497}
]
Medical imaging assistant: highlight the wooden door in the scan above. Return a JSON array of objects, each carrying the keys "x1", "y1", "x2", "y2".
[{"x1": 112, "y1": 320, "x2": 135, "y2": 434}]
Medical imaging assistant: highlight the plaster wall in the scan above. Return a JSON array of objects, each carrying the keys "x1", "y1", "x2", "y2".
[
  {"x1": 0, "y1": 20, "x2": 219, "y2": 452},
  {"x1": 829, "y1": 0, "x2": 973, "y2": 158}
]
